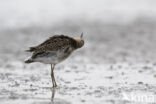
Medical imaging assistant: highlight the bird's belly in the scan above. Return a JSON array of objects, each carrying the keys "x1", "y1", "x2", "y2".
[
  {"x1": 36, "y1": 56, "x2": 60, "y2": 64},
  {"x1": 34, "y1": 48, "x2": 73, "y2": 64}
]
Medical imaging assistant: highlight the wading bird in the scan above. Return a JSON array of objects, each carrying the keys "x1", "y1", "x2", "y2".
[{"x1": 25, "y1": 33, "x2": 84, "y2": 87}]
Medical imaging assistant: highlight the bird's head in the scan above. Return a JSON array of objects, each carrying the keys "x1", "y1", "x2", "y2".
[{"x1": 74, "y1": 32, "x2": 84, "y2": 49}]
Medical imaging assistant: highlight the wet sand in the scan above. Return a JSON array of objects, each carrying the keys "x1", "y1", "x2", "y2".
[{"x1": 0, "y1": 19, "x2": 156, "y2": 104}]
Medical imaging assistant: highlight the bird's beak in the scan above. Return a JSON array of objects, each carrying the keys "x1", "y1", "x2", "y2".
[{"x1": 80, "y1": 32, "x2": 83, "y2": 39}]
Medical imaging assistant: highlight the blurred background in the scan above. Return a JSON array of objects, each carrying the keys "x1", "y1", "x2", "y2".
[
  {"x1": 0, "y1": 0, "x2": 156, "y2": 63},
  {"x1": 1, "y1": 0, "x2": 156, "y2": 28},
  {"x1": 1, "y1": 0, "x2": 156, "y2": 104}
]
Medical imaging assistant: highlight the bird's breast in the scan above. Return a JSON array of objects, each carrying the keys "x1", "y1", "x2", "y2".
[{"x1": 57, "y1": 47, "x2": 73, "y2": 62}]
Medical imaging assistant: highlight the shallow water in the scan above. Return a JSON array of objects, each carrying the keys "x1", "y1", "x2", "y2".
[{"x1": 1, "y1": 20, "x2": 156, "y2": 104}]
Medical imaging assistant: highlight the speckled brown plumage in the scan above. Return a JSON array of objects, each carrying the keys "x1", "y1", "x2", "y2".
[
  {"x1": 25, "y1": 33, "x2": 84, "y2": 87},
  {"x1": 27, "y1": 35, "x2": 77, "y2": 52}
]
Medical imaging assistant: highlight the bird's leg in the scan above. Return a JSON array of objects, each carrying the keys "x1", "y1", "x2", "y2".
[
  {"x1": 51, "y1": 64, "x2": 57, "y2": 87},
  {"x1": 52, "y1": 64, "x2": 57, "y2": 87},
  {"x1": 51, "y1": 64, "x2": 55, "y2": 87}
]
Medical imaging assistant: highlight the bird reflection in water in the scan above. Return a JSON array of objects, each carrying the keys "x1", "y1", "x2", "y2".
[{"x1": 51, "y1": 87, "x2": 56, "y2": 103}]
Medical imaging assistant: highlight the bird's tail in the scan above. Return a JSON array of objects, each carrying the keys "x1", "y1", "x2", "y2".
[
  {"x1": 26, "y1": 47, "x2": 36, "y2": 52},
  {"x1": 25, "y1": 58, "x2": 34, "y2": 63}
]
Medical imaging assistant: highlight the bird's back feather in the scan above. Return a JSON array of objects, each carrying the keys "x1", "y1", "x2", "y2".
[{"x1": 27, "y1": 35, "x2": 77, "y2": 53}]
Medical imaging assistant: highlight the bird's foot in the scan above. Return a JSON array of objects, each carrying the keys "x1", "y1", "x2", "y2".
[{"x1": 52, "y1": 84, "x2": 57, "y2": 88}]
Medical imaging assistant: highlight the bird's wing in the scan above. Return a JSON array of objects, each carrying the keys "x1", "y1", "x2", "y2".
[{"x1": 27, "y1": 35, "x2": 76, "y2": 52}]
